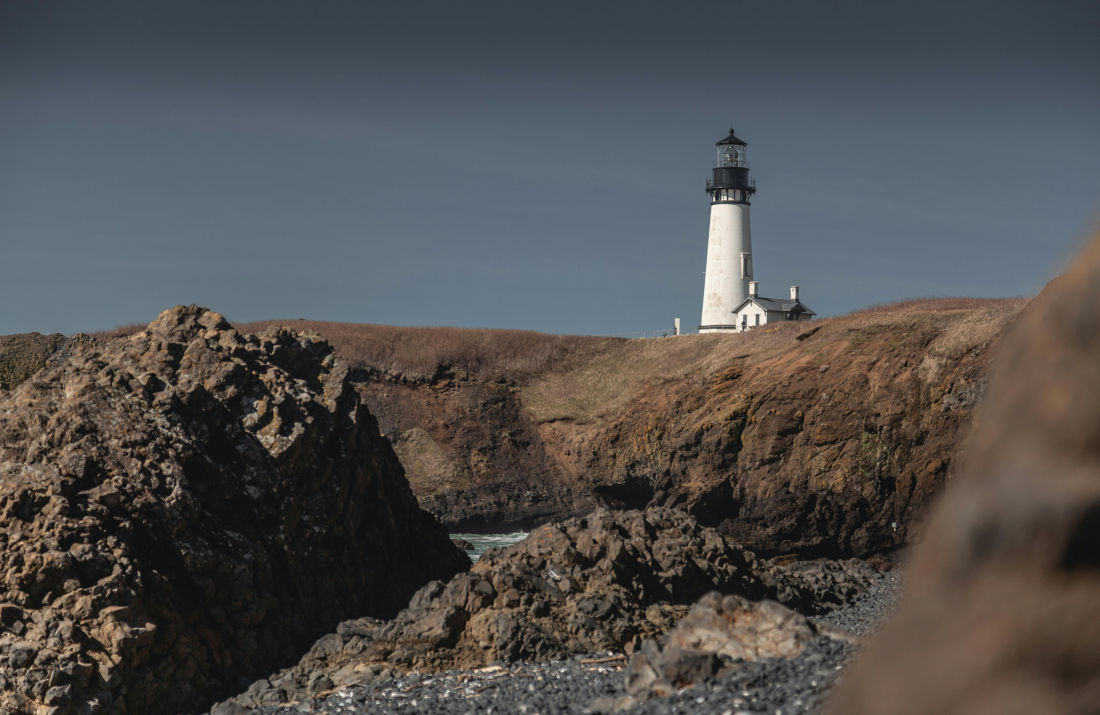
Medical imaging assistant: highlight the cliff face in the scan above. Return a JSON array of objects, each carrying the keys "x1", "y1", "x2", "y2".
[
  {"x1": 0, "y1": 307, "x2": 467, "y2": 714},
  {"x1": 243, "y1": 298, "x2": 1024, "y2": 557},
  {"x1": 581, "y1": 306, "x2": 1007, "y2": 557},
  {"x1": 362, "y1": 376, "x2": 583, "y2": 531}
]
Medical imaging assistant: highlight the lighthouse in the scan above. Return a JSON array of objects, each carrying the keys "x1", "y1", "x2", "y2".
[{"x1": 699, "y1": 128, "x2": 757, "y2": 332}]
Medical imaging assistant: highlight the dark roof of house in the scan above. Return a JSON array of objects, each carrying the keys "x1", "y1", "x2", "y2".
[
  {"x1": 733, "y1": 295, "x2": 817, "y2": 316},
  {"x1": 716, "y1": 128, "x2": 748, "y2": 146}
]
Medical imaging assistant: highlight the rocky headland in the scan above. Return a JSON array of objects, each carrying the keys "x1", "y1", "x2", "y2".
[
  {"x1": 241, "y1": 297, "x2": 1024, "y2": 558},
  {"x1": 3, "y1": 284, "x2": 1086, "y2": 714},
  {"x1": 0, "y1": 307, "x2": 466, "y2": 713},
  {"x1": 206, "y1": 230, "x2": 1100, "y2": 714}
]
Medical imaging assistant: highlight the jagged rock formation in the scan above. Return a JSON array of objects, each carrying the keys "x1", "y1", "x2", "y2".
[
  {"x1": 219, "y1": 507, "x2": 879, "y2": 710},
  {"x1": 243, "y1": 298, "x2": 1023, "y2": 557},
  {"x1": 829, "y1": 236, "x2": 1100, "y2": 713},
  {"x1": 0, "y1": 306, "x2": 467, "y2": 714}
]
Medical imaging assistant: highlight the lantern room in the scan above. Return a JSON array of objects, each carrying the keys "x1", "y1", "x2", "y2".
[{"x1": 707, "y1": 128, "x2": 756, "y2": 204}]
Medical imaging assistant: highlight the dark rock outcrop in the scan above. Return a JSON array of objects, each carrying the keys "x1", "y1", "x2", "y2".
[
  {"x1": 757, "y1": 557, "x2": 883, "y2": 615},
  {"x1": 0, "y1": 306, "x2": 467, "y2": 714},
  {"x1": 830, "y1": 234, "x2": 1100, "y2": 714},
  {"x1": 221, "y1": 507, "x2": 879, "y2": 710}
]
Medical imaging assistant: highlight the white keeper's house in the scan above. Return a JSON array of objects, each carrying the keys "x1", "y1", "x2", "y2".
[
  {"x1": 731, "y1": 281, "x2": 816, "y2": 332},
  {"x1": 698, "y1": 127, "x2": 816, "y2": 333}
]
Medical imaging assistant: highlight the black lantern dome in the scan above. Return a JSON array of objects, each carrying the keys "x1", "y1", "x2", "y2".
[
  {"x1": 716, "y1": 128, "x2": 748, "y2": 146},
  {"x1": 707, "y1": 127, "x2": 756, "y2": 205}
]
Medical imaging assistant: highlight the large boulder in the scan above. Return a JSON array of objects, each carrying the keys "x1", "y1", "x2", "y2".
[
  {"x1": 0, "y1": 306, "x2": 468, "y2": 714},
  {"x1": 620, "y1": 592, "x2": 852, "y2": 704},
  {"x1": 829, "y1": 234, "x2": 1100, "y2": 713}
]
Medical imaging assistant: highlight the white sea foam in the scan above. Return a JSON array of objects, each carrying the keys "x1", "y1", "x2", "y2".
[{"x1": 450, "y1": 531, "x2": 529, "y2": 563}]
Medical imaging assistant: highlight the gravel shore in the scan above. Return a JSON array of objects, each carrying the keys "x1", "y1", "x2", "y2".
[{"x1": 244, "y1": 572, "x2": 899, "y2": 715}]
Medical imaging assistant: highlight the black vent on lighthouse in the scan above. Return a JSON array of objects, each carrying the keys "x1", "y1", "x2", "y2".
[{"x1": 707, "y1": 128, "x2": 757, "y2": 204}]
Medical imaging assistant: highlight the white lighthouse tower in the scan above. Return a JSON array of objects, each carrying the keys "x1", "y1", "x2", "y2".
[{"x1": 699, "y1": 128, "x2": 757, "y2": 332}]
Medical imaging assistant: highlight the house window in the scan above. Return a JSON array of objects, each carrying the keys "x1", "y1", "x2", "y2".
[
  {"x1": 754, "y1": 313, "x2": 760, "y2": 326},
  {"x1": 741, "y1": 314, "x2": 747, "y2": 330}
]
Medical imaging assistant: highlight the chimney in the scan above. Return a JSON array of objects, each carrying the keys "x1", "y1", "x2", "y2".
[
  {"x1": 790, "y1": 285, "x2": 799, "y2": 301},
  {"x1": 749, "y1": 281, "x2": 759, "y2": 298}
]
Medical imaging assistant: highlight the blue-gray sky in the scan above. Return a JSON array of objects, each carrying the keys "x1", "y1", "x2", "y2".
[{"x1": 3, "y1": 0, "x2": 1099, "y2": 335}]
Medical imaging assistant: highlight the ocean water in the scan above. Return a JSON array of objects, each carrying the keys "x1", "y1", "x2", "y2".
[{"x1": 450, "y1": 531, "x2": 529, "y2": 563}]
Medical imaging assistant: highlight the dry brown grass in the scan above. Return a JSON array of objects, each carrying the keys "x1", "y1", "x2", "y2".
[
  {"x1": 844, "y1": 297, "x2": 1028, "y2": 320},
  {"x1": 236, "y1": 320, "x2": 614, "y2": 382},
  {"x1": 519, "y1": 334, "x2": 728, "y2": 423},
  {"x1": 519, "y1": 321, "x2": 839, "y2": 424},
  {"x1": 520, "y1": 299, "x2": 1027, "y2": 424},
  {"x1": 221, "y1": 299, "x2": 1028, "y2": 425},
  {"x1": 89, "y1": 324, "x2": 145, "y2": 340},
  {"x1": 70, "y1": 297, "x2": 1026, "y2": 425}
]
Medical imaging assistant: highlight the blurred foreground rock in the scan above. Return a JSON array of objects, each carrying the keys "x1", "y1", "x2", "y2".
[
  {"x1": 0, "y1": 306, "x2": 467, "y2": 714},
  {"x1": 830, "y1": 234, "x2": 1100, "y2": 714},
  {"x1": 220, "y1": 507, "x2": 880, "y2": 710}
]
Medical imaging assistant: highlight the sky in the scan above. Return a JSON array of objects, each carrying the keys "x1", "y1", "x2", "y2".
[{"x1": 2, "y1": 1, "x2": 1099, "y2": 336}]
